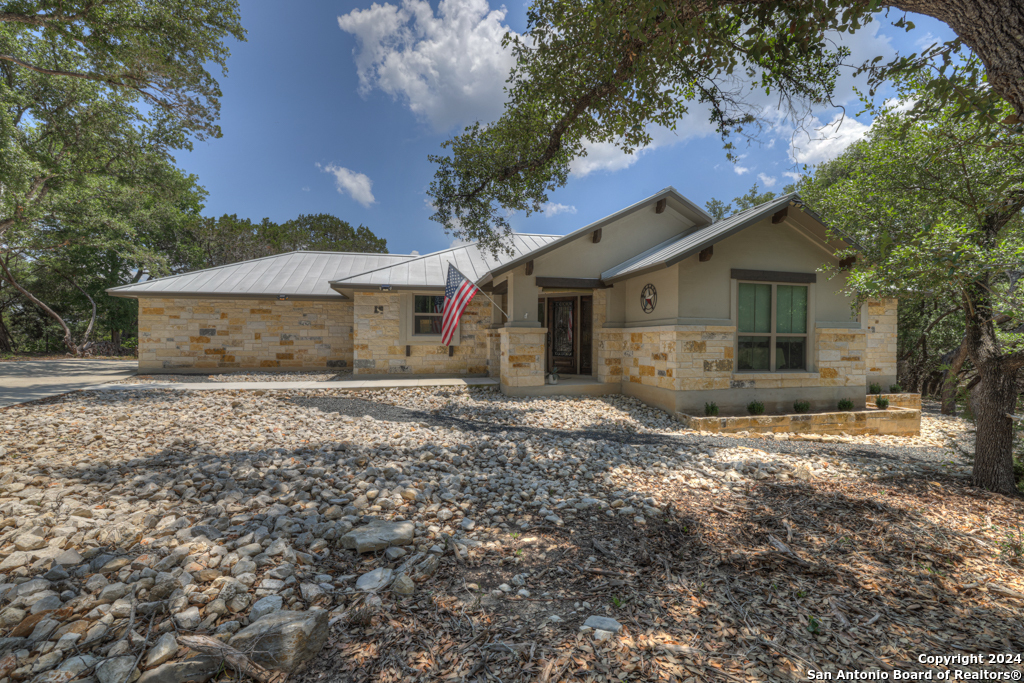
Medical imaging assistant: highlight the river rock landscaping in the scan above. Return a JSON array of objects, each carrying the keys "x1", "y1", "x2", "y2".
[{"x1": 0, "y1": 386, "x2": 1021, "y2": 682}]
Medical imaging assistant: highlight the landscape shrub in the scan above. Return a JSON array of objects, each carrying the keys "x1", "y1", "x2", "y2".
[
  {"x1": 869, "y1": 383, "x2": 882, "y2": 394},
  {"x1": 876, "y1": 397, "x2": 890, "y2": 409},
  {"x1": 889, "y1": 383, "x2": 902, "y2": 393},
  {"x1": 704, "y1": 402, "x2": 719, "y2": 417},
  {"x1": 837, "y1": 398, "x2": 854, "y2": 411},
  {"x1": 747, "y1": 400, "x2": 765, "y2": 415},
  {"x1": 793, "y1": 400, "x2": 810, "y2": 413}
]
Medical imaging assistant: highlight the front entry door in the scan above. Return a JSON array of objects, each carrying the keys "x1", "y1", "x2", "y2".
[{"x1": 547, "y1": 297, "x2": 577, "y2": 375}]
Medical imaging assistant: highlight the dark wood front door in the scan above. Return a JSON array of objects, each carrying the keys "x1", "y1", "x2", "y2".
[
  {"x1": 545, "y1": 295, "x2": 593, "y2": 375},
  {"x1": 547, "y1": 297, "x2": 577, "y2": 375}
]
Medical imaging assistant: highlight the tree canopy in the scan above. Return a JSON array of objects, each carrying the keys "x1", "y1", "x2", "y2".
[
  {"x1": 427, "y1": 0, "x2": 1024, "y2": 252},
  {"x1": 800, "y1": 78, "x2": 1024, "y2": 493}
]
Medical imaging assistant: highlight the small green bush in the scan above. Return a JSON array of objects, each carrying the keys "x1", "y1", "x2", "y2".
[
  {"x1": 869, "y1": 383, "x2": 882, "y2": 394},
  {"x1": 889, "y1": 383, "x2": 902, "y2": 393},
  {"x1": 747, "y1": 400, "x2": 765, "y2": 415},
  {"x1": 876, "y1": 397, "x2": 890, "y2": 410},
  {"x1": 704, "y1": 401, "x2": 719, "y2": 417},
  {"x1": 793, "y1": 400, "x2": 810, "y2": 413},
  {"x1": 837, "y1": 398, "x2": 854, "y2": 411}
]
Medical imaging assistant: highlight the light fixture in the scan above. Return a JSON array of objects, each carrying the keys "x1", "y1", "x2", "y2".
[
  {"x1": 278, "y1": 295, "x2": 289, "y2": 300},
  {"x1": 379, "y1": 285, "x2": 393, "y2": 292}
]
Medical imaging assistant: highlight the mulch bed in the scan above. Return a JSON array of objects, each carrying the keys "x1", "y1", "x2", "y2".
[{"x1": 302, "y1": 475, "x2": 1024, "y2": 682}]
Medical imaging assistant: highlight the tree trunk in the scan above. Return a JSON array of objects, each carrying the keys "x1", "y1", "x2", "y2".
[
  {"x1": 940, "y1": 333, "x2": 970, "y2": 414},
  {"x1": 970, "y1": 367, "x2": 1020, "y2": 494},
  {"x1": 111, "y1": 328, "x2": 121, "y2": 348}
]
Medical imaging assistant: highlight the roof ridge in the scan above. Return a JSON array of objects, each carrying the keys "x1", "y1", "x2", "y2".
[
  {"x1": 331, "y1": 234, "x2": 562, "y2": 283},
  {"x1": 106, "y1": 250, "x2": 412, "y2": 291}
]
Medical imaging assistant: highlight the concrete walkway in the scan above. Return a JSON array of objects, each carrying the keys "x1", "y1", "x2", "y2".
[
  {"x1": 0, "y1": 359, "x2": 137, "y2": 408},
  {"x1": 88, "y1": 376, "x2": 500, "y2": 393}
]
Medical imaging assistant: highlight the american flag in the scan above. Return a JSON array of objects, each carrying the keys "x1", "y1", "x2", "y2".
[{"x1": 441, "y1": 264, "x2": 478, "y2": 345}]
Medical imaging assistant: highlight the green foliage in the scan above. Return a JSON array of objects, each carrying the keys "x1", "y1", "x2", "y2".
[
  {"x1": 704, "y1": 401, "x2": 719, "y2": 417},
  {"x1": 747, "y1": 401, "x2": 765, "y2": 415},
  {"x1": 889, "y1": 384, "x2": 903, "y2": 393},
  {"x1": 185, "y1": 214, "x2": 388, "y2": 269},
  {"x1": 837, "y1": 399, "x2": 855, "y2": 411},
  {"x1": 869, "y1": 383, "x2": 882, "y2": 394},
  {"x1": 793, "y1": 400, "x2": 810, "y2": 413},
  {"x1": 705, "y1": 183, "x2": 799, "y2": 222},
  {"x1": 806, "y1": 615, "x2": 822, "y2": 634},
  {"x1": 876, "y1": 397, "x2": 890, "y2": 409}
]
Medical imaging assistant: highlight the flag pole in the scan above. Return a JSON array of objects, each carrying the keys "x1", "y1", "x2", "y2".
[{"x1": 449, "y1": 263, "x2": 509, "y2": 319}]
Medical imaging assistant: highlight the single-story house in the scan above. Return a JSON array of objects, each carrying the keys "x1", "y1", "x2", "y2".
[{"x1": 108, "y1": 188, "x2": 897, "y2": 415}]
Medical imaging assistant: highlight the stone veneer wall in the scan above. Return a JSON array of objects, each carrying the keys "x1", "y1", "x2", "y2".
[
  {"x1": 678, "y1": 406, "x2": 920, "y2": 436},
  {"x1": 499, "y1": 327, "x2": 547, "y2": 388},
  {"x1": 351, "y1": 292, "x2": 491, "y2": 375},
  {"x1": 138, "y1": 297, "x2": 353, "y2": 372},
  {"x1": 864, "y1": 298, "x2": 898, "y2": 385}
]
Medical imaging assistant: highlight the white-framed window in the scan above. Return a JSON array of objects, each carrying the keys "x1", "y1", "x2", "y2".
[
  {"x1": 399, "y1": 292, "x2": 460, "y2": 345},
  {"x1": 736, "y1": 282, "x2": 809, "y2": 371},
  {"x1": 412, "y1": 295, "x2": 445, "y2": 336}
]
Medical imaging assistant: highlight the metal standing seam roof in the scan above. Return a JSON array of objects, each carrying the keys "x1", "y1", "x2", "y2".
[
  {"x1": 106, "y1": 251, "x2": 419, "y2": 300},
  {"x1": 329, "y1": 234, "x2": 562, "y2": 289},
  {"x1": 601, "y1": 193, "x2": 830, "y2": 282}
]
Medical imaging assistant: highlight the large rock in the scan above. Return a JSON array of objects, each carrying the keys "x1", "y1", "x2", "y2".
[
  {"x1": 136, "y1": 657, "x2": 219, "y2": 683},
  {"x1": 144, "y1": 633, "x2": 178, "y2": 668},
  {"x1": 582, "y1": 615, "x2": 621, "y2": 632},
  {"x1": 228, "y1": 610, "x2": 329, "y2": 673},
  {"x1": 356, "y1": 568, "x2": 392, "y2": 593},
  {"x1": 249, "y1": 595, "x2": 283, "y2": 622},
  {"x1": 340, "y1": 520, "x2": 414, "y2": 553},
  {"x1": 96, "y1": 656, "x2": 139, "y2": 683}
]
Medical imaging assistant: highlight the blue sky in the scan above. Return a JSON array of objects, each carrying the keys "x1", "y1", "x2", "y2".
[{"x1": 176, "y1": 0, "x2": 956, "y2": 256}]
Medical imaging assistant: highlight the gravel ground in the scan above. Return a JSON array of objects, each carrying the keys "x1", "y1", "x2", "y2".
[{"x1": 0, "y1": 386, "x2": 985, "y2": 683}]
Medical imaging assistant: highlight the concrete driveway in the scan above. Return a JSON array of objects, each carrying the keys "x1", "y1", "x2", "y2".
[{"x1": 0, "y1": 359, "x2": 137, "y2": 408}]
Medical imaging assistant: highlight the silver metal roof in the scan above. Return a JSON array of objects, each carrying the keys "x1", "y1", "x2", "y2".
[
  {"x1": 106, "y1": 251, "x2": 418, "y2": 300},
  {"x1": 331, "y1": 234, "x2": 561, "y2": 289},
  {"x1": 601, "y1": 194, "x2": 802, "y2": 282}
]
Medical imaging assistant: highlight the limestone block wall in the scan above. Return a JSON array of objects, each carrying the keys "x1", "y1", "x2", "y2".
[
  {"x1": 814, "y1": 329, "x2": 867, "y2": 387},
  {"x1": 351, "y1": 292, "x2": 491, "y2": 375},
  {"x1": 486, "y1": 329, "x2": 502, "y2": 378},
  {"x1": 864, "y1": 298, "x2": 898, "y2": 387},
  {"x1": 499, "y1": 327, "x2": 547, "y2": 388},
  {"x1": 137, "y1": 297, "x2": 353, "y2": 372},
  {"x1": 596, "y1": 329, "x2": 623, "y2": 383}
]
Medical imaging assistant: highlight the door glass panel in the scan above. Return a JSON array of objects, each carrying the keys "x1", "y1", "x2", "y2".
[
  {"x1": 775, "y1": 337, "x2": 806, "y2": 370},
  {"x1": 580, "y1": 297, "x2": 592, "y2": 375},
  {"x1": 738, "y1": 283, "x2": 771, "y2": 333},
  {"x1": 776, "y1": 285, "x2": 807, "y2": 333},
  {"x1": 737, "y1": 336, "x2": 770, "y2": 370},
  {"x1": 552, "y1": 301, "x2": 574, "y2": 357}
]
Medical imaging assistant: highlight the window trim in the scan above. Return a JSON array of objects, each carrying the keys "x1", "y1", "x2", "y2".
[
  {"x1": 734, "y1": 280, "x2": 810, "y2": 372},
  {"x1": 399, "y1": 291, "x2": 460, "y2": 345}
]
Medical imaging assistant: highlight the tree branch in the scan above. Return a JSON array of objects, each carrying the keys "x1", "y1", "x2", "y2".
[{"x1": 0, "y1": 253, "x2": 77, "y2": 355}]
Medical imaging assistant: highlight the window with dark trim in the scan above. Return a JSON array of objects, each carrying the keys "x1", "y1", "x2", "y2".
[
  {"x1": 737, "y1": 282, "x2": 808, "y2": 371},
  {"x1": 413, "y1": 295, "x2": 444, "y2": 335}
]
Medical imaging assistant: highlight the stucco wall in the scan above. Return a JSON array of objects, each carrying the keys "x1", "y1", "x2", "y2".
[
  {"x1": 351, "y1": 292, "x2": 491, "y2": 375},
  {"x1": 137, "y1": 297, "x2": 353, "y2": 372}
]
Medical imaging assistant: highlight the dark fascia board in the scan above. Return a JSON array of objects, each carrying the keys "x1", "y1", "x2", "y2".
[
  {"x1": 535, "y1": 277, "x2": 610, "y2": 289},
  {"x1": 485, "y1": 186, "x2": 713, "y2": 281},
  {"x1": 105, "y1": 290, "x2": 350, "y2": 301},
  {"x1": 731, "y1": 268, "x2": 817, "y2": 283},
  {"x1": 329, "y1": 283, "x2": 443, "y2": 293}
]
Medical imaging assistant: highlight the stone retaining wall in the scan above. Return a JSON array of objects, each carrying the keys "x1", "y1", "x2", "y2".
[
  {"x1": 868, "y1": 393, "x2": 921, "y2": 409},
  {"x1": 676, "y1": 406, "x2": 920, "y2": 436},
  {"x1": 138, "y1": 297, "x2": 353, "y2": 372},
  {"x1": 865, "y1": 298, "x2": 898, "y2": 386}
]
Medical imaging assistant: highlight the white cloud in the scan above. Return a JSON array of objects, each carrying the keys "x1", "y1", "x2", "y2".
[
  {"x1": 301, "y1": 187, "x2": 310, "y2": 192},
  {"x1": 757, "y1": 173, "x2": 777, "y2": 187},
  {"x1": 542, "y1": 202, "x2": 576, "y2": 216},
  {"x1": 409, "y1": 250, "x2": 420, "y2": 255},
  {"x1": 733, "y1": 166, "x2": 750, "y2": 175},
  {"x1": 571, "y1": 117, "x2": 717, "y2": 177},
  {"x1": 783, "y1": 171, "x2": 803, "y2": 182},
  {"x1": 337, "y1": 0, "x2": 517, "y2": 131},
  {"x1": 317, "y1": 163, "x2": 376, "y2": 207},
  {"x1": 787, "y1": 113, "x2": 871, "y2": 167},
  {"x1": 449, "y1": 237, "x2": 475, "y2": 249}
]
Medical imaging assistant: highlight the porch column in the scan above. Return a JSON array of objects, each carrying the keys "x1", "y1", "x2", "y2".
[
  {"x1": 499, "y1": 326, "x2": 547, "y2": 391},
  {"x1": 505, "y1": 269, "x2": 542, "y2": 327}
]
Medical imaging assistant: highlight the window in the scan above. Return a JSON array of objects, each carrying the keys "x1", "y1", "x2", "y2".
[
  {"x1": 737, "y1": 283, "x2": 808, "y2": 371},
  {"x1": 413, "y1": 295, "x2": 444, "y2": 335}
]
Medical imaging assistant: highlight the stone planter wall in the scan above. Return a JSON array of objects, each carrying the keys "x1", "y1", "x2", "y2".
[
  {"x1": 676, "y1": 405, "x2": 920, "y2": 436},
  {"x1": 867, "y1": 393, "x2": 921, "y2": 410}
]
